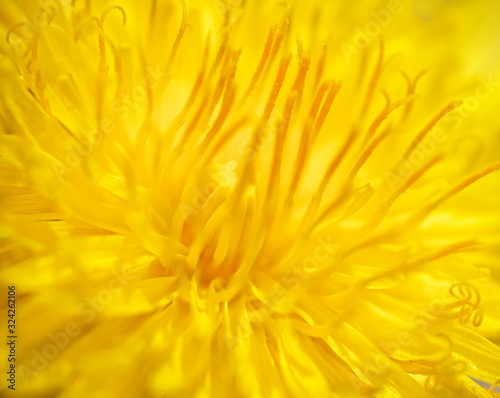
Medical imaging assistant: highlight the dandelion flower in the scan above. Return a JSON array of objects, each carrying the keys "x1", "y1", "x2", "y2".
[{"x1": 1, "y1": 0, "x2": 500, "y2": 397}]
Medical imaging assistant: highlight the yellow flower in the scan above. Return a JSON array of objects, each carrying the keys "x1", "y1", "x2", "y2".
[{"x1": 1, "y1": 0, "x2": 500, "y2": 397}]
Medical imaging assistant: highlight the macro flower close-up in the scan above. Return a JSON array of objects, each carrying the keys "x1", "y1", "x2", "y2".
[{"x1": 1, "y1": 0, "x2": 500, "y2": 396}]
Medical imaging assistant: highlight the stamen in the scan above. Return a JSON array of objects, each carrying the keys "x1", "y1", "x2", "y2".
[
  {"x1": 360, "y1": 40, "x2": 384, "y2": 117},
  {"x1": 361, "y1": 240, "x2": 478, "y2": 288},
  {"x1": 236, "y1": 54, "x2": 291, "y2": 205},
  {"x1": 311, "y1": 81, "x2": 341, "y2": 141},
  {"x1": 403, "y1": 100, "x2": 462, "y2": 159},
  {"x1": 423, "y1": 240, "x2": 477, "y2": 263},
  {"x1": 412, "y1": 69, "x2": 429, "y2": 91},
  {"x1": 266, "y1": 18, "x2": 289, "y2": 74},
  {"x1": 345, "y1": 124, "x2": 392, "y2": 188},
  {"x1": 266, "y1": 91, "x2": 298, "y2": 210},
  {"x1": 296, "y1": 35, "x2": 304, "y2": 63},
  {"x1": 93, "y1": 18, "x2": 107, "y2": 75},
  {"x1": 312, "y1": 125, "x2": 392, "y2": 229},
  {"x1": 90, "y1": 21, "x2": 120, "y2": 121},
  {"x1": 286, "y1": 59, "x2": 333, "y2": 209},
  {"x1": 425, "y1": 162, "x2": 500, "y2": 213},
  {"x1": 202, "y1": 50, "x2": 240, "y2": 128},
  {"x1": 93, "y1": 6, "x2": 127, "y2": 77},
  {"x1": 291, "y1": 81, "x2": 341, "y2": 224},
  {"x1": 356, "y1": 49, "x2": 369, "y2": 87},
  {"x1": 314, "y1": 44, "x2": 328, "y2": 89},
  {"x1": 149, "y1": 0, "x2": 158, "y2": 33},
  {"x1": 399, "y1": 70, "x2": 412, "y2": 91},
  {"x1": 304, "y1": 127, "x2": 357, "y2": 224},
  {"x1": 366, "y1": 154, "x2": 443, "y2": 230},
  {"x1": 175, "y1": 49, "x2": 239, "y2": 154},
  {"x1": 291, "y1": 51, "x2": 311, "y2": 92},
  {"x1": 246, "y1": 54, "x2": 292, "y2": 155},
  {"x1": 196, "y1": 58, "x2": 238, "y2": 154},
  {"x1": 100, "y1": 5, "x2": 127, "y2": 26},
  {"x1": 383, "y1": 154, "x2": 443, "y2": 210},
  {"x1": 363, "y1": 93, "x2": 417, "y2": 144},
  {"x1": 165, "y1": 0, "x2": 187, "y2": 73},
  {"x1": 162, "y1": 33, "x2": 211, "y2": 153},
  {"x1": 440, "y1": 283, "x2": 484, "y2": 326},
  {"x1": 400, "y1": 68, "x2": 428, "y2": 120},
  {"x1": 245, "y1": 26, "x2": 276, "y2": 96},
  {"x1": 174, "y1": 91, "x2": 210, "y2": 153},
  {"x1": 209, "y1": 8, "x2": 242, "y2": 77}
]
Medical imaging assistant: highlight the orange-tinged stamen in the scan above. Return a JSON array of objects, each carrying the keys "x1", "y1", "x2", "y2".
[
  {"x1": 314, "y1": 44, "x2": 328, "y2": 89},
  {"x1": 245, "y1": 54, "x2": 292, "y2": 159},
  {"x1": 265, "y1": 18, "x2": 289, "y2": 75},
  {"x1": 245, "y1": 26, "x2": 276, "y2": 96},
  {"x1": 266, "y1": 91, "x2": 298, "y2": 210},
  {"x1": 234, "y1": 54, "x2": 291, "y2": 200},
  {"x1": 209, "y1": 9, "x2": 242, "y2": 77},
  {"x1": 286, "y1": 61, "x2": 333, "y2": 209},
  {"x1": 197, "y1": 74, "x2": 237, "y2": 154},
  {"x1": 311, "y1": 81, "x2": 341, "y2": 141},
  {"x1": 289, "y1": 80, "x2": 341, "y2": 224},
  {"x1": 203, "y1": 50, "x2": 240, "y2": 128}
]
